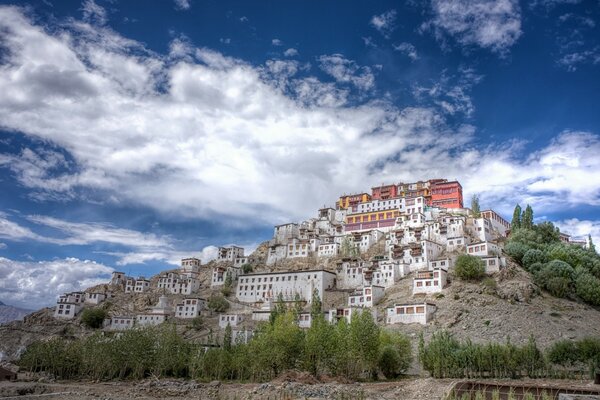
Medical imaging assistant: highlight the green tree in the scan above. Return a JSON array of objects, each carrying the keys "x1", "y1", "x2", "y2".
[
  {"x1": 303, "y1": 312, "x2": 334, "y2": 376},
  {"x1": 221, "y1": 271, "x2": 233, "y2": 296},
  {"x1": 190, "y1": 315, "x2": 204, "y2": 331},
  {"x1": 378, "y1": 330, "x2": 412, "y2": 378},
  {"x1": 522, "y1": 249, "x2": 547, "y2": 271},
  {"x1": 511, "y1": 204, "x2": 522, "y2": 230},
  {"x1": 241, "y1": 263, "x2": 253, "y2": 274},
  {"x1": 349, "y1": 310, "x2": 380, "y2": 379},
  {"x1": 208, "y1": 295, "x2": 230, "y2": 313},
  {"x1": 454, "y1": 254, "x2": 486, "y2": 281},
  {"x1": 223, "y1": 323, "x2": 232, "y2": 351},
  {"x1": 471, "y1": 194, "x2": 481, "y2": 218},
  {"x1": 80, "y1": 308, "x2": 107, "y2": 329},
  {"x1": 589, "y1": 234, "x2": 596, "y2": 254},
  {"x1": 522, "y1": 204, "x2": 534, "y2": 229},
  {"x1": 310, "y1": 289, "x2": 322, "y2": 318}
]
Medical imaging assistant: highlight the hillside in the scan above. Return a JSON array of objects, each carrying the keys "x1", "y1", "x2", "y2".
[{"x1": 0, "y1": 301, "x2": 31, "y2": 325}]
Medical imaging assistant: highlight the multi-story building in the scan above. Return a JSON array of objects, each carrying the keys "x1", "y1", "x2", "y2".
[
  {"x1": 480, "y1": 210, "x2": 510, "y2": 237},
  {"x1": 318, "y1": 242, "x2": 339, "y2": 257},
  {"x1": 336, "y1": 258, "x2": 368, "y2": 289},
  {"x1": 219, "y1": 314, "x2": 243, "y2": 328},
  {"x1": 326, "y1": 307, "x2": 376, "y2": 324},
  {"x1": 337, "y1": 193, "x2": 371, "y2": 210},
  {"x1": 85, "y1": 292, "x2": 106, "y2": 305},
  {"x1": 371, "y1": 258, "x2": 408, "y2": 288},
  {"x1": 236, "y1": 270, "x2": 336, "y2": 304},
  {"x1": 125, "y1": 277, "x2": 151, "y2": 293},
  {"x1": 175, "y1": 298, "x2": 205, "y2": 319},
  {"x1": 348, "y1": 285, "x2": 385, "y2": 308},
  {"x1": 54, "y1": 292, "x2": 85, "y2": 319},
  {"x1": 218, "y1": 246, "x2": 245, "y2": 262},
  {"x1": 104, "y1": 316, "x2": 135, "y2": 331},
  {"x1": 413, "y1": 268, "x2": 447, "y2": 295},
  {"x1": 386, "y1": 302, "x2": 436, "y2": 325},
  {"x1": 430, "y1": 180, "x2": 463, "y2": 209},
  {"x1": 181, "y1": 257, "x2": 201, "y2": 273}
]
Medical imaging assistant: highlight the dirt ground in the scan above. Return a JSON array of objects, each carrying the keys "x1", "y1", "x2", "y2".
[{"x1": 0, "y1": 377, "x2": 456, "y2": 399}]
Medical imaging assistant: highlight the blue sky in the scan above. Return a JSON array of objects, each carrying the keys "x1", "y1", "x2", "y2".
[{"x1": 0, "y1": 0, "x2": 599, "y2": 309}]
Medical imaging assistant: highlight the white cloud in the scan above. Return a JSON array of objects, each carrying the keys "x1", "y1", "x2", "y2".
[
  {"x1": 370, "y1": 10, "x2": 397, "y2": 38},
  {"x1": 239, "y1": 16, "x2": 248, "y2": 23},
  {"x1": 174, "y1": 0, "x2": 191, "y2": 10},
  {"x1": 0, "y1": 243, "x2": 7, "y2": 250},
  {"x1": 393, "y1": 42, "x2": 419, "y2": 61},
  {"x1": 426, "y1": 0, "x2": 522, "y2": 54},
  {"x1": 0, "y1": 257, "x2": 114, "y2": 309},
  {"x1": 0, "y1": 6, "x2": 598, "y2": 232},
  {"x1": 272, "y1": 38, "x2": 283, "y2": 46},
  {"x1": 318, "y1": 54, "x2": 375, "y2": 91},
  {"x1": 81, "y1": 0, "x2": 107, "y2": 25},
  {"x1": 284, "y1": 48, "x2": 299, "y2": 57},
  {"x1": 101, "y1": 244, "x2": 221, "y2": 266},
  {"x1": 219, "y1": 38, "x2": 231, "y2": 44}
]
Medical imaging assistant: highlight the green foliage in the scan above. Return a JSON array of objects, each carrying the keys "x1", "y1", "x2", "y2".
[
  {"x1": 511, "y1": 204, "x2": 522, "y2": 229},
  {"x1": 310, "y1": 289, "x2": 322, "y2": 318},
  {"x1": 190, "y1": 315, "x2": 204, "y2": 331},
  {"x1": 548, "y1": 337, "x2": 600, "y2": 375},
  {"x1": 241, "y1": 263, "x2": 253, "y2": 274},
  {"x1": 534, "y1": 260, "x2": 574, "y2": 297},
  {"x1": 575, "y1": 270, "x2": 600, "y2": 306},
  {"x1": 522, "y1": 204, "x2": 534, "y2": 229},
  {"x1": 80, "y1": 308, "x2": 107, "y2": 329},
  {"x1": 207, "y1": 294, "x2": 230, "y2": 313},
  {"x1": 522, "y1": 249, "x2": 547, "y2": 270},
  {"x1": 471, "y1": 195, "x2": 481, "y2": 218},
  {"x1": 378, "y1": 330, "x2": 412, "y2": 378},
  {"x1": 223, "y1": 323, "x2": 232, "y2": 351},
  {"x1": 504, "y1": 241, "x2": 530, "y2": 264},
  {"x1": 455, "y1": 254, "x2": 486, "y2": 281},
  {"x1": 482, "y1": 277, "x2": 497, "y2": 291},
  {"x1": 589, "y1": 234, "x2": 596, "y2": 254}
]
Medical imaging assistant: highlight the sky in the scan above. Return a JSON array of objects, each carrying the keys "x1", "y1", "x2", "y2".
[{"x1": 0, "y1": 0, "x2": 599, "y2": 309}]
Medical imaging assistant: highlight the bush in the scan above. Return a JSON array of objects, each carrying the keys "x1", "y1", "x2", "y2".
[
  {"x1": 505, "y1": 242, "x2": 530, "y2": 264},
  {"x1": 575, "y1": 271, "x2": 600, "y2": 306},
  {"x1": 241, "y1": 263, "x2": 253, "y2": 274},
  {"x1": 455, "y1": 254, "x2": 486, "y2": 281},
  {"x1": 534, "y1": 260, "x2": 574, "y2": 297},
  {"x1": 208, "y1": 295, "x2": 230, "y2": 313},
  {"x1": 482, "y1": 277, "x2": 497, "y2": 291},
  {"x1": 81, "y1": 308, "x2": 107, "y2": 329},
  {"x1": 522, "y1": 249, "x2": 547, "y2": 271},
  {"x1": 378, "y1": 345, "x2": 401, "y2": 378},
  {"x1": 191, "y1": 315, "x2": 204, "y2": 331}
]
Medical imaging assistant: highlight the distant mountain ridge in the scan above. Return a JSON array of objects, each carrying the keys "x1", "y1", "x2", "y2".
[{"x1": 0, "y1": 300, "x2": 31, "y2": 324}]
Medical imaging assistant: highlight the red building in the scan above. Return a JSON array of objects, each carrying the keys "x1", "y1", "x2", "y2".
[
  {"x1": 430, "y1": 181, "x2": 463, "y2": 209},
  {"x1": 371, "y1": 184, "x2": 398, "y2": 200}
]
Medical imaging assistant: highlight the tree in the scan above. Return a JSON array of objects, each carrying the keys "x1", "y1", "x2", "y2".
[
  {"x1": 454, "y1": 254, "x2": 486, "y2": 281},
  {"x1": 310, "y1": 289, "x2": 322, "y2": 318},
  {"x1": 522, "y1": 204, "x2": 534, "y2": 229},
  {"x1": 241, "y1": 263, "x2": 253, "y2": 274},
  {"x1": 589, "y1": 234, "x2": 596, "y2": 254},
  {"x1": 223, "y1": 323, "x2": 232, "y2": 351},
  {"x1": 81, "y1": 308, "x2": 107, "y2": 329},
  {"x1": 221, "y1": 271, "x2": 233, "y2": 296},
  {"x1": 511, "y1": 204, "x2": 522, "y2": 230},
  {"x1": 191, "y1": 315, "x2": 204, "y2": 331},
  {"x1": 208, "y1": 295, "x2": 230, "y2": 313},
  {"x1": 340, "y1": 237, "x2": 358, "y2": 257},
  {"x1": 471, "y1": 194, "x2": 481, "y2": 218}
]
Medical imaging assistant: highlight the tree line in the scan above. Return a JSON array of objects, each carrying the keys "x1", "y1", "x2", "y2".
[{"x1": 419, "y1": 331, "x2": 600, "y2": 379}]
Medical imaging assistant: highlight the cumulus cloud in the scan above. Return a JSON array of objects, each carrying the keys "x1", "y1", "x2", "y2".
[
  {"x1": 284, "y1": 48, "x2": 299, "y2": 57},
  {"x1": 554, "y1": 218, "x2": 598, "y2": 251},
  {"x1": 271, "y1": 38, "x2": 283, "y2": 46},
  {"x1": 81, "y1": 0, "x2": 107, "y2": 25},
  {"x1": 174, "y1": 0, "x2": 191, "y2": 10},
  {"x1": 0, "y1": 6, "x2": 598, "y2": 232},
  {"x1": 0, "y1": 257, "x2": 114, "y2": 309},
  {"x1": 393, "y1": 42, "x2": 419, "y2": 60},
  {"x1": 370, "y1": 10, "x2": 397, "y2": 38},
  {"x1": 426, "y1": 0, "x2": 522, "y2": 54},
  {"x1": 317, "y1": 54, "x2": 375, "y2": 91}
]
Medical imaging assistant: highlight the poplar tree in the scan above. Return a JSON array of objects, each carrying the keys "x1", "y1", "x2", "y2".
[
  {"x1": 511, "y1": 204, "x2": 522, "y2": 229},
  {"x1": 471, "y1": 194, "x2": 481, "y2": 218},
  {"x1": 589, "y1": 234, "x2": 596, "y2": 253},
  {"x1": 522, "y1": 204, "x2": 534, "y2": 229}
]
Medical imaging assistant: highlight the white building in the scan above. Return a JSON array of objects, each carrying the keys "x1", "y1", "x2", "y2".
[
  {"x1": 110, "y1": 271, "x2": 127, "y2": 287},
  {"x1": 233, "y1": 257, "x2": 249, "y2": 267},
  {"x1": 85, "y1": 292, "x2": 106, "y2": 305},
  {"x1": 157, "y1": 271, "x2": 200, "y2": 295},
  {"x1": 286, "y1": 238, "x2": 311, "y2": 259},
  {"x1": 371, "y1": 259, "x2": 409, "y2": 288},
  {"x1": 326, "y1": 307, "x2": 376, "y2": 324},
  {"x1": 175, "y1": 298, "x2": 205, "y2": 319},
  {"x1": 446, "y1": 236, "x2": 469, "y2": 252},
  {"x1": 104, "y1": 316, "x2": 135, "y2": 331},
  {"x1": 386, "y1": 303, "x2": 436, "y2": 325},
  {"x1": 298, "y1": 312, "x2": 312, "y2": 328},
  {"x1": 137, "y1": 295, "x2": 172, "y2": 327},
  {"x1": 232, "y1": 329, "x2": 254, "y2": 345},
  {"x1": 181, "y1": 257, "x2": 201, "y2": 273},
  {"x1": 466, "y1": 241, "x2": 502, "y2": 257},
  {"x1": 54, "y1": 292, "x2": 85, "y2": 319},
  {"x1": 357, "y1": 230, "x2": 384, "y2": 253},
  {"x1": 348, "y1": 285, "x2": 385, "y2": 308},
  {"x1": 211, "y1": 265, "x2": 240, "y2": 287},
  {"x1": 218, "y1": 246, "x2": 245, "y2": 262},
  {"x1": 236, "y1": 269, "x2": 336, "y2": 304},
  {"x1": 481, "y1": 210, "x2": 510, "y2": 238},
  {"x1": 428, "y1": 258, "x2": 453, "y2": 271},
  {"x1": 413, "y1": 268, "x2": 447, "y2": 295},
  {"x1": 480, "y1": 256, "x2": 506, "y2": 273},
  {"x1": 125, "y1": 277, "x2": 151, "y2": 293},
  {"x1": 318, "y1": 242, "x2": 339, "y2": 257},
  {"x1": 219, "y1": 314, "x2": 243, "y2": 328},
  {"x1": 336, "y1": 258, "x2": 368, "y2": 290}
]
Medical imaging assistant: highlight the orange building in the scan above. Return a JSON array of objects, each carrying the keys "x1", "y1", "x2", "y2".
[
  {"x1": 371, "y1": 184, "x2": 398, "y2": 200},
  {"x1": 344, "y1": 210, "x2": 401, "y2": 231},
  {"x1": 337, "y1": 193, "x2": 371, "y2": 210},
  {"x1": 430, "y1": 181, "x2": 463, "y2": 209}
]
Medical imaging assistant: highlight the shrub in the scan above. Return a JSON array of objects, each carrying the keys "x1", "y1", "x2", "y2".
[
  {"x1": 575, "y1": 271, "x2": 600, "y2": 306},
  {"x1": 522, "y1": 249, "x2": 547, "y2": 271},
  {"x1": 191, "y1": 315, "x2": 204, "y2": 331},
  {"x1": 482, "y1": 277, "x2": 497, "y2": 291},
  {"x1": 534, "y1": 260, "x2": 574, "y2": 297},
  {"x1": 505, "y1": 242, "x2": 530, "y2": 264},
  {"x1": 455, "y1": 254, "x2": 486, "y2": 281},
  {"x1": 80, "y1": 308, "x2": 107, "y2": 329},
  {"x1": 208, "y1": 295, "x2": 230, "y2": 313},
  {"x1": 378, "y1": 345, "x2": 401, "y2": 378},
  {"x1": 241, "y1": 263, "x2": 253, "y2": 274}
]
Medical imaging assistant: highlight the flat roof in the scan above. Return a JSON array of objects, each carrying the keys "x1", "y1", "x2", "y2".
[{"x1": 240, "y1": 269, "x2": 336, "y2": 277}]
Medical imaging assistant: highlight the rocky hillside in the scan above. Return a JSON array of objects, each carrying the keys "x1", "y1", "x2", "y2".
[{"x1": 0, "y1": 301, "x2": 31, "y2": 325}]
